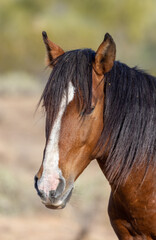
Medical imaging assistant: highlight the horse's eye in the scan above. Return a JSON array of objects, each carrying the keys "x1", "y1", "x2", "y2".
[
  {"x1": 80, "y1": 106, "x2": 95, "y2": 116},
  {"x1": 89, "y1": 107, "x2": 95, "y2": 114}
]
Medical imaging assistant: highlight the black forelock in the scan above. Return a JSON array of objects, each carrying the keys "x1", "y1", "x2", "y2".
[{"x1": 39, "y1": 48, "x2": 95, "y2": 139}]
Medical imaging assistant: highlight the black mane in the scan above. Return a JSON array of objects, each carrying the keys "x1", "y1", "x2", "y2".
[
  {"x1": 40, "y1": 48, "x2": 156, "y2": 186},
  {"x1": 40, "y1": 49, "x2": 95, "y2": 139},
  {"x1": 100, "y1": 61, "x2": 156, "y2": 186}
]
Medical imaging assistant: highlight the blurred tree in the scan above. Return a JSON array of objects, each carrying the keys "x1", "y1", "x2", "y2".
[{"x1": 0, "y1": 0, "x2": 156, "y2": 75}]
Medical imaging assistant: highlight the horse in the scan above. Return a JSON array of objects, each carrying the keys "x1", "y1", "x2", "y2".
[{"x1": 34, "y1": 31, "x2": 156, "y2": 240}]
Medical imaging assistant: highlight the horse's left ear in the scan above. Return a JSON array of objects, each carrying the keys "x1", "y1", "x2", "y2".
[
  {"x1": 94, "y1": 33, "x2": 116, "y2": 75},
  {"x1": 42, "y1": 31, "x2": 64, "y2": 66}
]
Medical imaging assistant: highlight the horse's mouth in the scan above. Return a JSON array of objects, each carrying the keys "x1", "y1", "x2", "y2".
[
  {"x1": 43, "y1": 186, "x2": 73, "y2": 210},
  {"x1": 45, "y1": 202, "x2": 65, "y2": 209}
]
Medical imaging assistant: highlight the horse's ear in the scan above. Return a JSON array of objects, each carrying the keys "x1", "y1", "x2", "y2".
[
  {"x1": 94, "y1": 33, "x2": 116, "y2": 75},
  {"x1": 42, "y1": 31, "x2": 64, "y2": 66}
]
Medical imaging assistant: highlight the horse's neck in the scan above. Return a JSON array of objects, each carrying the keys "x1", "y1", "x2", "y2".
[{"x1": 97, "y1": 157, "x2": 156, "y2": 193}]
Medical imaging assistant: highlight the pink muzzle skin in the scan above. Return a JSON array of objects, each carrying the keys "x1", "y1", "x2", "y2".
[
  {"x1": 34, "y1": 172, "x2": 74, "y2": 209},
  {"x1": 36, "y1": 170, "x2": 66, "y2": 202},
  {"x1": 37, "y1": 175, "x2": 60, "y2": 197}
]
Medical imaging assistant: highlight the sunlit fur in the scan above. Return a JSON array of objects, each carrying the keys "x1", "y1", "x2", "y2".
[{"x1": 40, "y1": 50, "x2": 156, "y2": 188}]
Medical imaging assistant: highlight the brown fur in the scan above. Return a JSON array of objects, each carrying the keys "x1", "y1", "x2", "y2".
[{"x1": 35, "y1": 32, "x2": 156, "y2": 239}]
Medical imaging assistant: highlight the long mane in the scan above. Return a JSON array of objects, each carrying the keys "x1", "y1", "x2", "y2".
[
  {"x1": 40, "y1": 49, "x2": 156, "y2": 187},
  {"x1": 100, "y1": 61, "x2": 156, "y2": 186}
]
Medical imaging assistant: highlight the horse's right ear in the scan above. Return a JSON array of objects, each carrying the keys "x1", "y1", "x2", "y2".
[
  {"x1": 42, "y1": 31, "x2": 64, "y2": 67},
  {"x1": 94, "y1": 33, "x2": 116, "y2": 75}
]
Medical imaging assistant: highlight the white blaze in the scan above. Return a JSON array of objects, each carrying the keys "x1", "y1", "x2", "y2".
[{"x1": 38, "y1": 82, "x2": 75, "y2": 195}]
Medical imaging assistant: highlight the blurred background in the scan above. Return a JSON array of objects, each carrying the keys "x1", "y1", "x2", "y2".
[{"x1": 0, "y1": 0, "x2": 156, "y2": 239}]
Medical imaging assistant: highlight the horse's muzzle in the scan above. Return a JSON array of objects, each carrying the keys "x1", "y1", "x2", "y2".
[{"x1": 34, "y1": 175, "x2": 73, "y2": 209}]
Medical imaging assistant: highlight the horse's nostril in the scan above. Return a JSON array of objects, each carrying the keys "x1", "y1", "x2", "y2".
[
  {"x1": 49, "y1": 177, "x2": 65, "y2": 201},
  {"x1": 34, "y1": 175, "x2": 46, "y2": 200},
  {"x1": 49, "y1": 190, "x2": 56, "y2": 199},
  {"x1": 38, "y1": 190, "x2": 46, "y2": 199},
  {"x1": 34, "y1": 175, "x2": 38, "y2": 189}
]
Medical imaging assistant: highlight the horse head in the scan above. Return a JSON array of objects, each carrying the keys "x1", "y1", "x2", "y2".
[{"x1": 35, "y1": 31, "x2": 116, "y2": 209}]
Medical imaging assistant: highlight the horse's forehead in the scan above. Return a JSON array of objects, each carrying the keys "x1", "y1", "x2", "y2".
[
  {"x1": 48, "y1": 81, "x2": 75, "y2": 141},
  {"x1": 66, "y1": 82, "x2": 75, "y2": 104}
]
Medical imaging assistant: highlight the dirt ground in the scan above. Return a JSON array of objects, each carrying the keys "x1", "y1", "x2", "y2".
[{"x1": 0, "y1": 95, "x2": 117, "y2": 240}]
